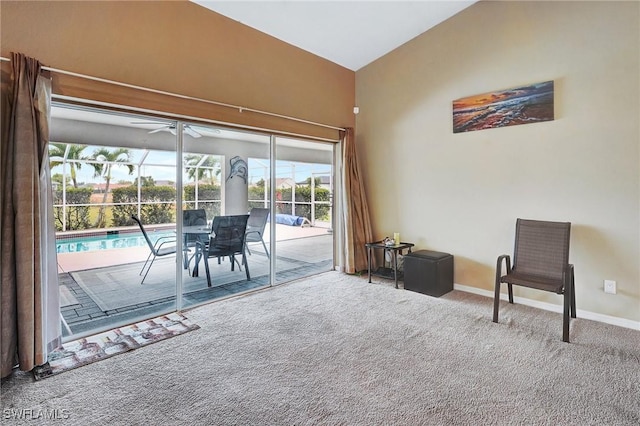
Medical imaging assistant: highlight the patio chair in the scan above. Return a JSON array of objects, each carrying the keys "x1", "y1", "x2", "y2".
[
  {"x1": 132, "y1": 215, "x2": 178, "y2": 284},
  {"x1": 245, "y1": 207, "x2": 270, "y2": 259},
  {"x1": 209, "y1": 215, "x2": 223, "y2": 265},
  {"x1": 199, "y1": 214, "x2": 250, "y2": 287},
  {"x1": 183, "y1": 209, "x2": 207, "y2": 271},
  {"x1": 493, "y1": 218, "x2": 576, "y2": 342},
  {"x1": 183, "y1": 208, "x2": 207, "y2": 227},
  {"x1": 189, "y1": 215, "x2": 223, "y2": 276}
]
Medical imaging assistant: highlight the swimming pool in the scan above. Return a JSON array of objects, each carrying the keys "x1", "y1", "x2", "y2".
[{"x1": 56, "y1": 231, "x2": 175, "y2": 254}]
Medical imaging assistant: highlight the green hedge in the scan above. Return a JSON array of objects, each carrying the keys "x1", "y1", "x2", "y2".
[
  {"x1": 112, "y1": 185, "x2": 176, "y2": 226},
  {"x1": 57, "y1": 183, "x2": 329, "y2": 230},
  {"x1": 184, "y1": 184, "x2": 221, "y2": 220},
  {"x1": 248, "y1": 185, "x2": 265, "y2": 201},
  {"x1": 259, "y1": 186, "x2": 331, "y2": 221},
  {"x1": 54, "y1": 187, "x2": 92, "y2": 231},
  {"x1": 293, "y1": 187, "x2": 330, "y2": 220}
]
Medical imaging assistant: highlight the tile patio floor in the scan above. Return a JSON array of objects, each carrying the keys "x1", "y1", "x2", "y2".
[{"x1": 59, "y1": 229, "x2": 334, "y2": 339}]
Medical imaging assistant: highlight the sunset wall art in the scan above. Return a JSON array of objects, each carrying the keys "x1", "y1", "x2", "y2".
[{"x1": 452, "y1": 81, "x2": 554, "y2": 133}]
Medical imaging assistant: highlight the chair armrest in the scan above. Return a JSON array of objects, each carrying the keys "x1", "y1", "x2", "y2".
[
  {"x1": 154, "y1": 236, "x2": 176, "y2": 249},
  {"x1": 496, "y1": 254, "x2": 512, "y2": 281},
  {"x1": 195, "y1": 240, "x2": 208, "y2": 253},
  {"x1": 565, "y1": 263, "x2": 574, "y2": 283},
  {"x1": 153, "y1": 235, "x2": 175, "y2": 245},
  {"x1": 245, "y1": 230, "x2": 260, "y2": 238}
]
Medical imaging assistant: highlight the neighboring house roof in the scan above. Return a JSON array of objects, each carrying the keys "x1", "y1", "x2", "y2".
[
  {"x1": 296, "y1": 176, "x2": 331, "y2": 186},
  {"x1": 267, "y1": 178, "x2": 296, "y2": 189}
]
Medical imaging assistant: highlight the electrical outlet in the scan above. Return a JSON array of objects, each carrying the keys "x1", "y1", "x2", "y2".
[{"x1": 604, "y1": 280, "x2": 617, "y2": 294}]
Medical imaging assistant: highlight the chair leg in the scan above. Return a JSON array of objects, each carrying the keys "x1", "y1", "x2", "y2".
[
  {"x1": 243, "y1": 251, "x2": 251, "y2": 280},
  {"x1": 562, "y1": 266, "x2": 576, "y2": 343},
  {"x1": 570, "y1": 268, "x2": 576, "y2": 319},
  {"x1": 493, "y1": 281, "x2": 501, "y2": 323},
  {"x1": 140, "y1": 251, "x2": 154, "y2": 275},
  {"x1": 228, "y1": 254, "x2": 243, "y2": 271},
  {"x1": 183, "y1": 248, "x2": 196, "y2": 273},
  {"x1": 261, "y1": 239, "x2": 270, "y2": 259},
  {"x1": 203, "y1": 254, "x2": 211, "y2": 287},
  {"x1": 192, "y1": 249, "x2": 200, "y2": 277},
  {"x1": 183, "y1": 248, "x2": 190, "y2": 270},
  {"x1": 563, "y1": 287, "x2": 571, "y2": 343},
  {"x1": 141, "y1": 255, "x2": 157, "y2": 284},
  {"x1": 507, "y1": 284, "x2": 514, "y2": 304},
  {"x1": 227, "y1": 255, "x2": 243, "y2": 271}
]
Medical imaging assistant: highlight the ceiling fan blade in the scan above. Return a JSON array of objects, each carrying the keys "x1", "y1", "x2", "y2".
[
  {"x1": 133, "y1": 121, "x2": 202, "y2": 138},
  {"x1": 131, "y1": 121, "x2": 171, "y2": 125},
  {"x1": 184, "y1": 126, "x2": 202, "y2": 138}
]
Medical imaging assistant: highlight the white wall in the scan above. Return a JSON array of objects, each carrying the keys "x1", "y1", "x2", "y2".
[{"x1": 356, "y1": 1, "x2": 639, "y2": 323}]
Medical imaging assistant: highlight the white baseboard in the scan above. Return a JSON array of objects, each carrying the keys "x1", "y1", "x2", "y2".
[{"x1": 453, "y1": 283, "x2": 640, "y2": 331}]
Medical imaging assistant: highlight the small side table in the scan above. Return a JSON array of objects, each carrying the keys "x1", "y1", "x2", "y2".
[{"x1": 365, "y1": 241, "x2": 415, "y2": 289}]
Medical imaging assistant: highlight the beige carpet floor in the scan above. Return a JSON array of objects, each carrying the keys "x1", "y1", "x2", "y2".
[{"x1": 2, "y1": 271, "x2": 639, "y2": 425}]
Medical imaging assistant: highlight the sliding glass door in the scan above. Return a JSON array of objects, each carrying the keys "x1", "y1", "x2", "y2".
[
  {"x1": 51, "y1": 102, "x2": 337, "y2": 339},
  {"x1": 180, "y1": 125, "x2": 272, "y2": 307},
  {"x1": 273, "y1": 137, "x2": 335, "y2": 284},
  {"x1": 51, "y1": 104, "x2": 180, "y2": 338}
]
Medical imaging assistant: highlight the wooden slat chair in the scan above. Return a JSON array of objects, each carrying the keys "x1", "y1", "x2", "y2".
[{"x1": 493, "y1": 219, "x2": 576, "y2": 342}]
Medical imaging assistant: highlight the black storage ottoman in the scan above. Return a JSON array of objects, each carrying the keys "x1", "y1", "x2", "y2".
[{"x1": 403, "y1": 250, "x2": 454, "y2": 297}]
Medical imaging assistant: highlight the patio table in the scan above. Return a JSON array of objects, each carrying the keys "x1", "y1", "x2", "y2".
[{"x1": 182, "y1": 225, "x2": 211, "y2": 277}]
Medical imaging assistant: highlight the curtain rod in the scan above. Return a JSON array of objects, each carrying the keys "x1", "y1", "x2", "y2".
[
  {"x1": 0, "y1": 56, "x2": 345, "y2": 132},
  {"x1": 53, "y1": 94, "x2": 339, "y2": 143}
]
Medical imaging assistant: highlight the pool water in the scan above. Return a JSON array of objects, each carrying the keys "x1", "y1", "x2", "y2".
[{"x1": 56, "y1": 231, "x2": 175, "y2": 254}]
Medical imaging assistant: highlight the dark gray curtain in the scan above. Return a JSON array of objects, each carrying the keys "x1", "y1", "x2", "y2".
[
  {"x1": 341, "y1": 128, "x2": 373, "y2": 273},
  {"x1": 1, "y1": 52, "x2": 60, "y2": 378}
]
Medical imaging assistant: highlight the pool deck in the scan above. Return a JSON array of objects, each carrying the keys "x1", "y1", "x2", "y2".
[
  {"x1": 58, "y1": 224, "x2": 334, "y2": 339},
  {"x1": 57, "y1": 222, "x2": 331, "y2": 272}
]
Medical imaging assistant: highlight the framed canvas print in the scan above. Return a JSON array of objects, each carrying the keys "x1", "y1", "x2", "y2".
[{"x1": 452, "y1": 81, "x2": 554, "y2": 133}]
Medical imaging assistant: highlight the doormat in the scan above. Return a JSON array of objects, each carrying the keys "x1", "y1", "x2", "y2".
[{"x1": 33, "y1": 312, "x2": 200, "y2": 380}]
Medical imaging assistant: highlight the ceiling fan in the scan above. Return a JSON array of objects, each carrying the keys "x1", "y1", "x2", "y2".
[{"x1": 131, "y1": 121, "x2": 203, "y2": 138}]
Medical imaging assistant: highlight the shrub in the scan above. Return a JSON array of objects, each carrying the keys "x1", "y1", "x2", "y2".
[
  {"x1": 112, "y1": 185, "x2": 177, "y2": 226},
  {"x1": 276, "y1": 187, "x2": 331, "y2": 220},
  {"x1": 54, "y1": 187, "x2": 92, "y2": 231},
  {"x1": 184, "y1": 184, "x2": 221, "y2": 220}
]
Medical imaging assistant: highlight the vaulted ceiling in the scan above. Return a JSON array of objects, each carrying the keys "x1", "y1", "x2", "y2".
[{"x1": 191, "y1": 1, "x2": 477, "y2": 71}]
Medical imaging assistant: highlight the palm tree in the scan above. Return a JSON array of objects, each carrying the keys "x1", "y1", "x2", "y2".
[
  {"x1": 304, "y1": 176, "x2": 322, "y2": 187},
  {"x1": 90, "y1": 147, "x2": 134, "y2": 228},
  {"x1": 184, "y1": 154, "x2": 220, "y2": 184},
  {"x1": 49, "y1": 143, "x2": 87, "y2": 188},
  {"x1": 135, "y1": 176, "x2": 155, "y2": 187}
]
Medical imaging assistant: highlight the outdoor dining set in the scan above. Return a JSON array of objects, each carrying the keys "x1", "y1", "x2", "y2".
[{"x1": 132, "y1": 208, "x2": 270, "y2": 287}]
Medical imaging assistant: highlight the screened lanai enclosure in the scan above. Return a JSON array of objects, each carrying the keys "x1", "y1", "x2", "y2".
[{"x1": 51, "y1": 103, "x2": 337, "y2": 339}]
